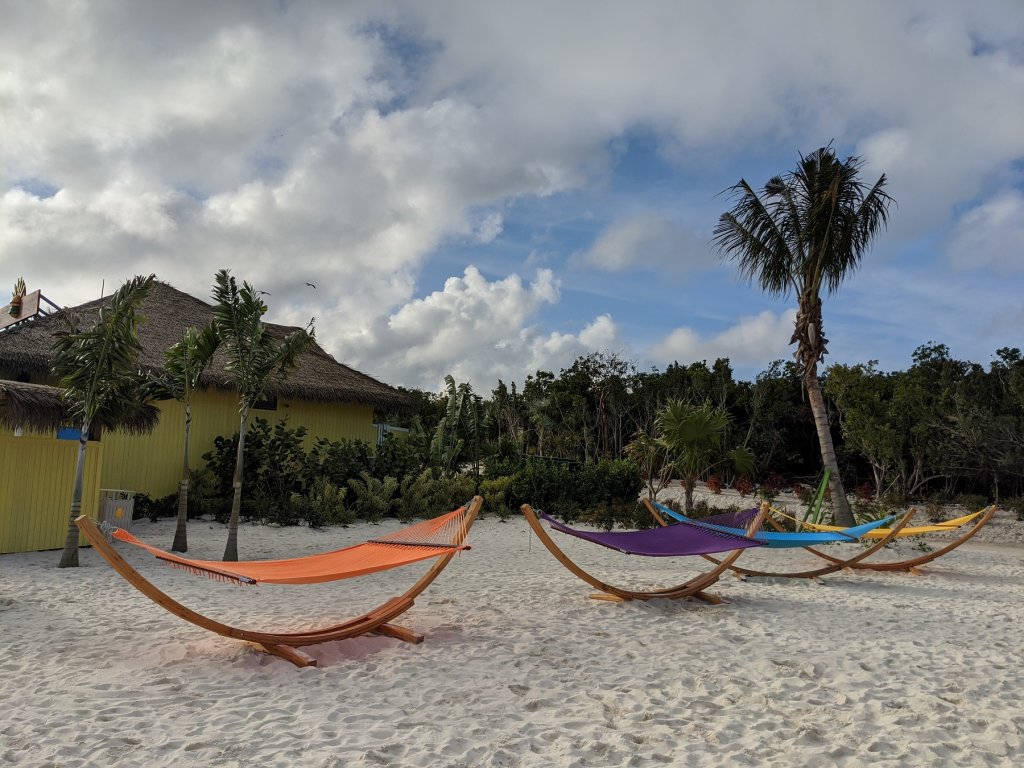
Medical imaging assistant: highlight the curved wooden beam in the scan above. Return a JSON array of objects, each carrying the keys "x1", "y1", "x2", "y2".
[
  {"x1": 805, "y1": 505, "x2": 996, "y2": 573},
  {"x1": 641, "y1": 498, "x2": 916, "y2": 580},
  {"x1": 75, "y1": 496, "x2": 482, "y2": 666},
  {"x1": 521, "y1": 503, "x2": 767, "y2": 602}
]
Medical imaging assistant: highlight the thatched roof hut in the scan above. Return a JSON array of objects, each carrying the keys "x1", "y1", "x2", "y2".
[
  {"x1": 0, "y1": 380, "x2": 68, "y2": 432},
  {"x1": 0, "y1": 281, "x2": 412, "y2": 412}
]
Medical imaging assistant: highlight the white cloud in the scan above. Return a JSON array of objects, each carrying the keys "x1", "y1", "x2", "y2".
[
  {"x1": 474, "y1": 211, "x2": 504, "y2": 244},
  {"x1": 332, "y1": 265, "x2": 617, "y2": 389},
  {"x1": 650, "y1": 309, "x2": 798, "y2": 367},
  {"x1": 947, "y1": 189, "x2": 1024, "y2": 272},
  {"x1": 1, "y1": 1, "x2": 1022, "y2": 388},
  {"x1": 575, "y1": 214, "x2": 707, "y2": 272}
]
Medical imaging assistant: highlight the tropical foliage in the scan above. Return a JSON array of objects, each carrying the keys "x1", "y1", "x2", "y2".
[
  {"x1": 210, "y1": 268, "x2": 314, "y2": 561},
  {"x1": 160, "y1": 323, "x2": 219, "y2": 552},
  {"x1": 713, "y1": 143, "x2": 893, "y2": 525},
  {"x1": 656, "y1": 400, "x2": 754, "y2": 514},
  {"x1": 51, "y1": 274, "x2": 160, "y2": 567}
]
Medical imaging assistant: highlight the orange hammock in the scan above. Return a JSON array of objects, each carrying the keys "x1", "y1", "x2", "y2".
[
  {"x1": 75, "y1": 498, "x2": 482, "y2": 667},
  {"x1": 111, "y1": 506, "x2": 472, "y2": 585}
]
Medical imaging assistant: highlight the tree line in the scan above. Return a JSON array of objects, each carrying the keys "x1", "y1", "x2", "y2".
[{"x1": 388, "y1": 345, "x2": 1024, "y2": 510}]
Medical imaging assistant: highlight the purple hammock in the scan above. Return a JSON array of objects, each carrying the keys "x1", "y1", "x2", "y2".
[{"x1": 537, "y1": 511, "x2": 764, "y2": 557}]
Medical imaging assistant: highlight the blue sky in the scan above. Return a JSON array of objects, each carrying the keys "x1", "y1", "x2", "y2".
[{"x1": 1, "y1": 1, "x2": 1022, "y2": 390}]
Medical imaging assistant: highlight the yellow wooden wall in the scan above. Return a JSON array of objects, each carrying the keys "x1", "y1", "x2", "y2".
[
  {"x1": 100, "y1": 389, "x2": 377, "y2": 498},
  {"x1": 0, "y1": 432, "x2": 103, "y2": 554}
]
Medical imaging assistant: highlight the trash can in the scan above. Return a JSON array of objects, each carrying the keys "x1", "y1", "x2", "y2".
[{"x1": 99, "y1": 489, "x2": 136, "y2": 533}]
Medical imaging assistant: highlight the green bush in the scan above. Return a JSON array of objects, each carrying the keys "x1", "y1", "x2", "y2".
[
  {"x1": 507, "y1": 458, "x2": 642, "y2": 527},
  {"x1": 480, "y1": 475, "x2": 514, "y2": 520},
  {"x1": 431, "y1": 473, "x2": 477, "y2": 513},
  {"x1": 374, "y1": 434, "x2": 425, "y2": 480},
  {"x1": 309, "y1": 437, "x2": 373, "y2": 488},
  {"x1": 484, "y1": 454, "x2": 525, "y2": 480},
  {"x1": 397, "y1": 470, "x2": 434, "y2": 522},
  {"x1": 202, "y1": 418, "x2": 311, "y2": 521},
  {"x1": 307, "y1": 477, "x2": 350, "y2": 528},
  {"x1": 508, "y1": 459, "x2": 572, "y2": 512},
  {"x1": 186, "y1": 468, "x2": 221, "y2": 520},
  {"x1": 134, "y1": 492, "x2": 178, "y2": 521},
  {"x1": 348, "y1": 471, "x2": 398, "y2": 523}
]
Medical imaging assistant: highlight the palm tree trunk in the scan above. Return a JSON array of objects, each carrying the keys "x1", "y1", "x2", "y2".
[
  {"x1": 805, "y1": 374, "x2": 854, "y2": 526},
  {"x1": 171, "y1": 402, "x2": 191, "y2": 552},
  {"x1": 684, "y1": 479, "x2": 695, "y2": 515},
  {"x1": 223, "y1": 406, "x2": 249, "y2": 562},
  {"x1": 58, "y1": 422, "x2": 90, "y2": 568}
]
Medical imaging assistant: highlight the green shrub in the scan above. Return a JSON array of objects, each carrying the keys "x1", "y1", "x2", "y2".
[
  {"x1": 307, "y1": 477, "x2": 350, "y2": 528},
  {"x1": 484, "y1": 454, "x2": 525, "y2": 480},
  {"x1": 852, "y1": 496, "x2": 895, "y2": 523},
  {"x1": 431, "y1": 473, "x2": 477, "y2": 513},
  {"x1": 374, "y1": 434, "x2": 425, "y2": 480},
  {"x1": 134, "y1": 492, "x2": 178, "y2": 521},
  {"x1": 348, "y1": 471, "x2": 398, "y2": 523},
  {"x1": 578, "y1": 460, "x2": 643, "y2": 505},
  {"x1": 186, "y1": 468, "x2": 221, "y2": 520},
  {"x1": 480, "y1": 475, "x2": 514, "y2": 520},
  {"x1": 309, "y1": 437, "x2": 373, "y2": 488},
  {"x1": 508, "y1": 459, "x2": 571, "y2": 512},
  {"x1": 397, "y1": 470, "x2": 434, "y2": 522}
]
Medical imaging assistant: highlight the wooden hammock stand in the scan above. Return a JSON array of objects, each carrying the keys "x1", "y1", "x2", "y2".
[
  {"x1": 798, "y1": 505, "x2": 997, "y2": 575},
  {"x1": 75, "y1": 496, "x2": 482, "y2": 667},
  {"x1": 521, "y1": 502, "x2": 768, "y2": 604},
  {"x1": 643, "y1": 499, "x2": 917, "y2": 580}
]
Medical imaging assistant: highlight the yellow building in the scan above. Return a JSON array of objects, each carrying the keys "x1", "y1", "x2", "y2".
[
  {"x1": 0, "y1": 380, "x2": 104, "y2": 554},
  {"x1": 0, "y1": 281, "x2": 410, "y2": 551}
]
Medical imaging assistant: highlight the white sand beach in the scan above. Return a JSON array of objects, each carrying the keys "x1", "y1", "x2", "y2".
[{"x1": 2, "y1": 506, "x2": 1022, "y2": 767}]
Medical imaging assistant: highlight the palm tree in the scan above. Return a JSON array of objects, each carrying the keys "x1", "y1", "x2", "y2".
[
  {"x1": 52, "y1": 275, "x2": 160, "y2": 568},
  {"x1": 162, "y1": 324, "x2": 220, "y2": 552},
  {"x1": 713, "y1": 144, "x2": 893, "y2": 526},
  {"x1": 657, "y1": 400, "x2": 754, "y2": 515},
  {"x1": 211, "y1": 269, "x2": 314, "y2": 561}
]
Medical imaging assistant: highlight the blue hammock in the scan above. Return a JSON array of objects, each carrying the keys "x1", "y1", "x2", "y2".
[{"x1": 653, "y1": 502, "x2": 894, "y2": 549}]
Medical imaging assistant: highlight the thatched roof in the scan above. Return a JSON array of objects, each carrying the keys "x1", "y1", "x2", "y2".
[
  {"x1": 0, "y1": 380, "x2": 68, "y2": 432},
  {"x1": 0, "y1": 281, "x2": 412, "y2": 411}
]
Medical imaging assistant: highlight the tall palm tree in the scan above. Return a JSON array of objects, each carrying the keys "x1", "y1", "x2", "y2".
[
  {"x1": 52, "y1": 275, "x2": 160, "y2": 568},
  {"x1": 162, "y1": 324, "x2": 220, "y2": 552},
  {"x1": 713, "y1": 143, "x2": 893, "y2": 525},
  {"x1": 657, "y1": 400, "x2": 754, "y2": 515},
  {"x1": 211, "y1": 269, "x2": 314, "y2": 561}
]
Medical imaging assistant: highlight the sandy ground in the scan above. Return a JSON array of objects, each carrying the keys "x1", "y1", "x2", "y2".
[{"x1": 1, "y1": 505, "x2": 1022, "y2": 767}]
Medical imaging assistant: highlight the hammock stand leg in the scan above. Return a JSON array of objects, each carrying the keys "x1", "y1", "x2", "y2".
[
  {"x1": 372, "y1": 623, "x2": 424, "y2": 644},
  {"x1": 74, "y1": 497, "x2": 482, "y2": 667},
  {"x1": 590, "y1": 589, "x2": 722, "y2": 604},
  {"x1": 257, "y1": 643, "x2": 317, "y2": 667}
]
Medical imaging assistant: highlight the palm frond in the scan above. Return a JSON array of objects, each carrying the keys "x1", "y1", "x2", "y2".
[{"x1": 51, "y1": 275, "x2": 157, "y2": 431}]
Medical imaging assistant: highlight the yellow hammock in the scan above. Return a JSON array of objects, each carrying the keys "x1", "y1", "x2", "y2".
[
  {"x1": 767, "y1": 504, "x2": 997, "y2": 575},
  {"x1": 772, "y1": 508, "x2": 983, "y2": 539}
]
